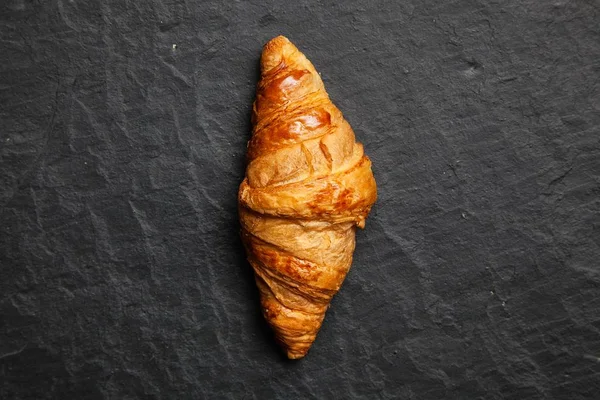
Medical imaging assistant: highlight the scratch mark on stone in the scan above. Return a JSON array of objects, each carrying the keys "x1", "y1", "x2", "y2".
[
  {"x1": 583, "y1": 354, "x2": 600, "y2": 363},
  {"x1": 57, "y1": 0, "x2": 79, "y2": 32},
  {"x1": 161, "y1": 60, "x2": 192, "y2": 87},
  {"x1": 548, "y1": 166, "x2": 573, "y2": 187},
  {"x1": 0, "y1": 345, "x2": 27, "y2": 360},
  {"x1": 448, "y1": 163, "x2": 459, "y2": 179}
]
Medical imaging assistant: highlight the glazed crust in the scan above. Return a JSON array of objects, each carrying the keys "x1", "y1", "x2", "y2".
[{"x1": 239, "y1": 36, "x2": 377, "y2": 359}]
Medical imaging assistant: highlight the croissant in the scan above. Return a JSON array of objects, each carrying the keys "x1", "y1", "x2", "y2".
[{"x1": 238, "y1": 36, "x2": 377, "y2": 359}]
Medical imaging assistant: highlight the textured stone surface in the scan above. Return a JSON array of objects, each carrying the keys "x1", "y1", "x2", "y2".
[{"x1": 1, "y1": 0, "x2": 600, "y2": 398}]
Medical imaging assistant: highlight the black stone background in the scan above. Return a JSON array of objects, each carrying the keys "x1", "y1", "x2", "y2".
[{"x1": 1, "y1": 0, "x2": 600, "y2": 398}]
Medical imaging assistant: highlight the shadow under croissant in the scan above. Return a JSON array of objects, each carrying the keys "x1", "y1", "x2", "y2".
[
  {"x1": 233, "y1": 55, "x2": 298, "y2": 362},
  {"x1": 232, "y1": 232, "x2": 289, "y2": 361}
]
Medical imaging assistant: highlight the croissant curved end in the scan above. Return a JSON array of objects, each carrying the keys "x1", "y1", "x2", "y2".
[{"x1": 261, "y1": 35, "x2": 301, "y2": 74}]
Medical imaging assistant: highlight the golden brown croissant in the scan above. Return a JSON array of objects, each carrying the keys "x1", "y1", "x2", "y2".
[{"x1": 238, "y1": 36, "x2": 377, "y2": 359}]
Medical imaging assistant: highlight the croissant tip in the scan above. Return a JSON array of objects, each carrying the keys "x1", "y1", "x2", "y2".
[
  {"x1": 285, "y1": 349, "x2": 309, "y2": 360},
  {"x1": 264, "y1": 35, "x2": 291, "y2": 47},
  {"x1": 262, "y1": 35, "x2": 293, "y2": 56},
  {"x1": 260, "y1": 35, "x2": 299, "y2": 74}
]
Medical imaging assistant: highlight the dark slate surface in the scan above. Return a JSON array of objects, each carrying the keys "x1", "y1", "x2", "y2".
[{"x1": 1, "y1": 0, "x2": 600, "y2": 398}]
